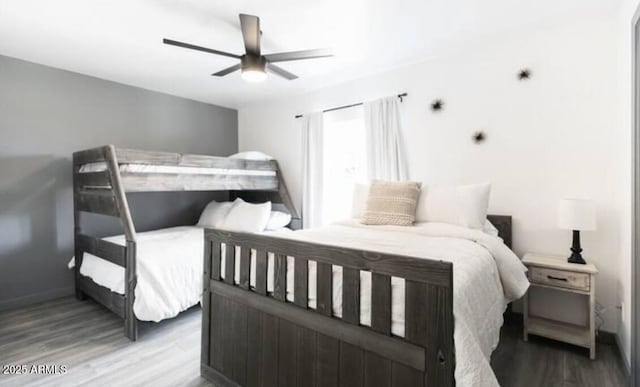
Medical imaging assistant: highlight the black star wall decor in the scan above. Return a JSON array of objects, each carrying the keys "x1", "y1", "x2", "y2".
[
  {"x1": 472, "y1": 131, "x2": 486, "y2": 144},
  {"x1": 430, "y1": 99, "x2": 444, "y2": 112},
  {"x1": 518, "y1": 68, "x2": 532, "y2": 80}
]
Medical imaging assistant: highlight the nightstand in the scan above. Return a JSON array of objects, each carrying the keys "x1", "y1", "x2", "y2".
[{"x1": 522, "y1": 253, "x2": 598, "y2": 359}]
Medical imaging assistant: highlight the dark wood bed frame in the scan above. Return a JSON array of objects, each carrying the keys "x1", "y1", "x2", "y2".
[
  {"x1": 201, "y1": 215, "x2": 512, "y2": 387},
  {"x1": 72, "y1": 145, "x2": 300, "y2": 341}
]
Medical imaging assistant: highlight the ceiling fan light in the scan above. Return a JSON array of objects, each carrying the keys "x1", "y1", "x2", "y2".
[{"x1": 241, "y1": 68, "x2": 267, "y2": 82}]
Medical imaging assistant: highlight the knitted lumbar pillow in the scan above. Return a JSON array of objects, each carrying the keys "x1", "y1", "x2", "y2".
[{"x1": 361, "y1": 180, "x2": 422, "y2": 226}]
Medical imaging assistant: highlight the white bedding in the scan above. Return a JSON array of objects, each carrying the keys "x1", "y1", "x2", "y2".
[
  {"x1": 219, "y1": 220, "x2": 529, "y2": 387},
  {"x1": 67, "y1": 226, "x2": 292, "y2": 322},
  {"x1": 69, "y1": 221, "x2": 528, "y2": 387},
  {"x1": 78, "y1": 162, "x2": 276, "y2": 177},
  {"x1": 69, "y1": 226, "x2": 204, "y2": 322}
]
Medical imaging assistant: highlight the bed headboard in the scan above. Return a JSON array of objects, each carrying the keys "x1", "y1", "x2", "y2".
[{"x1": 487, "y1": 214, "x2": 512, "y2": 249}]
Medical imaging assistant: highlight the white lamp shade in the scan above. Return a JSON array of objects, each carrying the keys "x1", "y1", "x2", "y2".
[{"x1": 557, "y1": 199, "x2": 596, "y2": 231}]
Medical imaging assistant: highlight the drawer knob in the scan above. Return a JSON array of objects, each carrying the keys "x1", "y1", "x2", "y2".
[{"x1": 547, "y1": 275, "x2": 568, "y2": 281}]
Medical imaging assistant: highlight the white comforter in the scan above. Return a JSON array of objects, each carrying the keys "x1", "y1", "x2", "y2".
[
  {"x1": 67, "y1": 226, "x2": 291, "y2": 322},
  {"x1": 69, "y1": 226, "x2": 204, "y2": 322},
  {"x1": 232, "y1": 220, "x2": 528, "y2": 387}
]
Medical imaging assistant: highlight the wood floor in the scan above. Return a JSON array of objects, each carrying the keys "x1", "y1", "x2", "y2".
[
  {"x1": 491, "y1": 323, "x2": 628, "y2": 387},
  {"x1": 0, "y1": 297, "x2": 212, "y2": 387},
  {"x1": 0, "y1": 297, "x2": 628, "y2": 387}
]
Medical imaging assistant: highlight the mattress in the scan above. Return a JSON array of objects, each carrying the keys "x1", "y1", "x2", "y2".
[
  {"x1": 78, "y1": 162, "x2": 276, "y2": 177},
  {"x1": 67, "y1": 226, "x2": 293, "y2": 323},
  {"x1": 69, "y1": 226, "x2": 205, "y2": 322}
]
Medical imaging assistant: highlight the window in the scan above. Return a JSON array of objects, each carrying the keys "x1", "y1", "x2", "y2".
[{"x1": 321, "y1": 106, "x2": 367, "y2": 224}]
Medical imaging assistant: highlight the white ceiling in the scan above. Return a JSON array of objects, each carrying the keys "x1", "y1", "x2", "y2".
[{"x1": 0, "y1": 0, "x2": 620, "y2": 109}]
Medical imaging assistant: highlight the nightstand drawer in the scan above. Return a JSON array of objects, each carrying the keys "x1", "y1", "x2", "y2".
[{"x1": 529, "y1": 266, "x2": 590, "y2": 291}]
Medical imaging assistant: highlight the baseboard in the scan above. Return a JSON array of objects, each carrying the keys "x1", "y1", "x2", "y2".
[
  {"x1": 0, "y1": 286, "x2": 74, "y2": 312},
  {"x1": 597, "y1": 330, "x2": 617, "y2": 345},
  {"x1": 505, "y1": 310, "x2": 620, "y2": 345},
  {"x1": 508, "y1": 311, "x2": 631, "y2": 382},
  {"x1": 615, "y1": 332, "x2": 631, "y2": 383}
]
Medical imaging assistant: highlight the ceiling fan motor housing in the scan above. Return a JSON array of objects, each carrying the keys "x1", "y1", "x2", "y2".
[{"x1": 241, "y1": 55, "x2": 266, "y2": 73}]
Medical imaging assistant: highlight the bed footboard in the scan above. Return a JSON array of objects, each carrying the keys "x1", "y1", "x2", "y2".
[{"x1": 201, "y1": 230, "x2": 454, "y2": 387}]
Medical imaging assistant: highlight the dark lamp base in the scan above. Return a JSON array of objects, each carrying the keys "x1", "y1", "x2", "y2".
[
  {"x1": 567, "y1": 252, "x2": 586, "y2": 265},
  {"x1": 567, "y1": 229, "x2": 587, "y2": 265}
]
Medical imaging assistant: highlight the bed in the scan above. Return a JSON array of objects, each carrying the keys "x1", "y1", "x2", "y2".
[
  {"x1": 201, "y1": 216, "x2": 528, "y2": 387},
  {"x1": 72, "y1": 145, "x2": 299, "y2": 340},
  {"x1": 70, "y1": 226, "x2": 204, "y2": 322},
  {"x1": 69, "y1": 225, "x2": 291, "y2": 322}
]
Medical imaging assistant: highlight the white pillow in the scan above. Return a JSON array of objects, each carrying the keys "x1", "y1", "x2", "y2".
[
  {"x1": 228, "y1": 151, "x2": 274, "y2": 160},
  {"x1": 218, "y1": 199, "x2": 272, "y2": 233},
  {"x1": 265, "y1": 211, "x2": 292, "y2": 230},
  {"x1": 197, "y1": 201, "x2": 234, "y2": 228},
  {"x1": 483, "y1": 219, "x2": 499, "y2": 237},
  {"x1": 415, "y1": 183, "x2": 491, "y2": 229},
  {"x1": 351, "y1": 182, "x2": 370, "y2": 218}
]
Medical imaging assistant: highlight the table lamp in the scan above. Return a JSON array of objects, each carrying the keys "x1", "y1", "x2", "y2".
[{"x1": 557, "y1": 198, "x2": 596, "y2": 264}]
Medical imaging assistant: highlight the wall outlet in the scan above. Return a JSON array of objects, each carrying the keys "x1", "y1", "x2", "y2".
[{"x1": 618, "y1": 302, "x2": 625, "y2": 324}]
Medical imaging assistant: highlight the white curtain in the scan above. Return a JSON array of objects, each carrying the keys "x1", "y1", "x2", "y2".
[
  {"x1": 301, "y1": 112, "x2": 324, "y2": 228},
  {"x1": 364, "y1": 96, "x2": 408, "y2": 181}
]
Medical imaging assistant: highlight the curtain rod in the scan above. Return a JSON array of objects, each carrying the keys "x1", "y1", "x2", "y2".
[{"x1": 294, "y1": 92, "x2": 407, "y2": 119}]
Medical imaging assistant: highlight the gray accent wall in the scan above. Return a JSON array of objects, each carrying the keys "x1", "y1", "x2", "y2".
[{"x1": 0, "y1": 55, "x2": 238, "y2": 310}]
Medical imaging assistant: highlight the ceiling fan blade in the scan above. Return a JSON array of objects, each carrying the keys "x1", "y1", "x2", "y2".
[
  {"x1": 163, "y1": 38, "x2": 241, "y2": 59},
  {"x1": 264, "y1": 48, "x2": 333, "y2": 63},
  {"x1": 239, "y1": 14, "x2": 261, "y2": 56},
  {"x1": 267, "y1": 63, "x2": 298, "y2": 80},
  {"x1": 211, "y1": 63, "x2": 242, "y2": 77}
]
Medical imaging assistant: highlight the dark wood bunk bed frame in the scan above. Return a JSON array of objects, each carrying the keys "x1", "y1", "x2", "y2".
[
  {"x1": 201, "y1": 215, "x2": 512, "y2": 387},
  {"x1": 72, "y1": 144, "x2": 300, "y2": 341}
]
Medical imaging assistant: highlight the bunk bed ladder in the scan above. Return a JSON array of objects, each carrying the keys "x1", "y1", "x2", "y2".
[{"x1": 73, "y1": 145, "x2": 139, "y2": 340}]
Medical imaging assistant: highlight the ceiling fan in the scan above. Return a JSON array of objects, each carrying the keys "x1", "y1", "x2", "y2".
[{"x1": 163, "y1": 13, "x2": 333, "y2": 82}]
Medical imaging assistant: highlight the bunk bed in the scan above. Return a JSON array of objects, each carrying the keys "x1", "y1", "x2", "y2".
[{"x1": 72, "y1": 145, "x2": 299, "y2": 341}]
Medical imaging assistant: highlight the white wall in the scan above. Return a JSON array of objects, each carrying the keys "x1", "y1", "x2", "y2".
[{"x1": 240, "y1": 14, "x2": 624, "y2": 333}]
